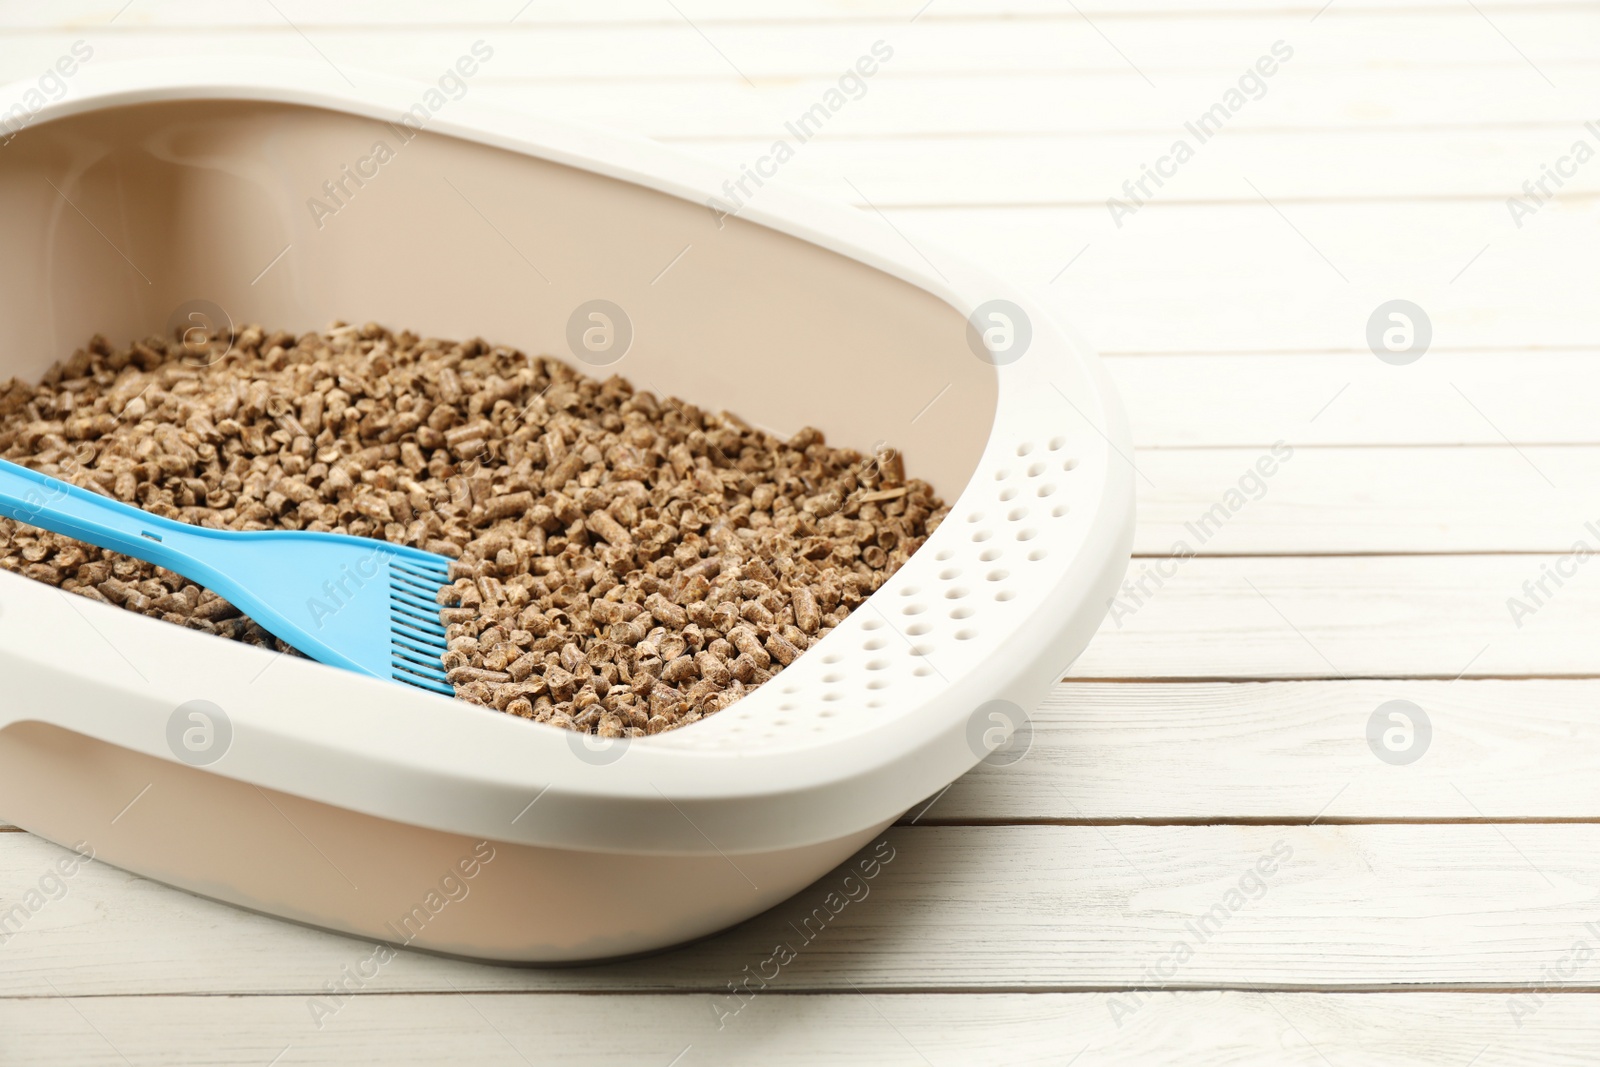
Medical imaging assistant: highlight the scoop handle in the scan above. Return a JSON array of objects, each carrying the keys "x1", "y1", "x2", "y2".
[{"x1": 0, "y1": 457, "x2": 209, "y2": 575}]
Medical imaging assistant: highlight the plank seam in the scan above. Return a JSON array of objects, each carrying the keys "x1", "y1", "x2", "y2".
[
  {"x1": 13, "y1": 6, "x2": 1594, "y2": 31},
  {"x1": 4, "y1": 984, "x2": 1596, "y2": 998}
]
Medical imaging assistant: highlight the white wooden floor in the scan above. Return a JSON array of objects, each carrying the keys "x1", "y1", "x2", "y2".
[{"x1": 3, "y1": 1, "x2": 1599, "y2": 1063}]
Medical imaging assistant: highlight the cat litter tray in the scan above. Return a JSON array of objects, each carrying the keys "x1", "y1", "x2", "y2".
[{"x1": 0, "y1": 59, "x2": 1134, "y2": 962}]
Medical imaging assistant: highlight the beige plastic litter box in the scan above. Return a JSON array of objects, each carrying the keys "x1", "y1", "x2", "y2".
[{"x1": 0, "y1": 59, "x2": 1134, "y2": 961}]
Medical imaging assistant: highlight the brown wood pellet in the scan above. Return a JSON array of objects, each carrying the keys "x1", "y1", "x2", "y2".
[{"x1": 0, "y1": 324, "x2": 946, "y2": 736}]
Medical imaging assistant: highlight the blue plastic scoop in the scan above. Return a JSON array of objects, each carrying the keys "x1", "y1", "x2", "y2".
[{"x1": 0, "y1": 457, "x2": 455, "y2": 695}]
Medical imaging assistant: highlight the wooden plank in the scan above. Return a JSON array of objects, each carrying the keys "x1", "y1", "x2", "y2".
[
  {"x1": 12, "y1": 43, "x2": 1587, "y2": 140},
  {"x1": 19, "y1": 0, "x2": 1600, "y2": 28},
  {"x1": 484, "y1": 67, "x2": 1600, "y2": 137},
  {"x1": 10, "y1": 47, "x2": 1593, "y2": 139},
  {"x1": 936, "y1": 679, "x2": 1600, "y2": 822},
  {"x1": 6, "y1": 824, "x2": 1600, "y2": 994},
  {"x1": 10, "y1": 675, "x2": 1599, "y2": 831},
  {"x1": 904, "y1": 201, "x2": 1598, "y2": 354},
  {"x1": 11, "y1": 10, "x2": 1590, "y2": 148},
  {"x1": 1104, "y1": 353, "x2": 1600, "y2": 446},
  {"x1": 3, "y1": 55, "x2": 1588, "y2": 354},
  {"x1": 4, "y1": 991, "x2": 1600, "y2": 1066},
  {"x1": 1133, "y1": 447, "x2": 1600, "y2": 554},
  {"x1": 3, "y1": 13, "x2": 1597, "y2": 80},
  {"x1": 1069, "y1": 555, "x2": 1600, "y2": 680},
  {"x1": 674, "y1": 129, "x2": 1600, "y2": 205}
]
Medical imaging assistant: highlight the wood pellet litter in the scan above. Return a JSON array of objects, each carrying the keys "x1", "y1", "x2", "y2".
[{"x1": 0, "y1": 324, "x2": 946, "y2": 736}]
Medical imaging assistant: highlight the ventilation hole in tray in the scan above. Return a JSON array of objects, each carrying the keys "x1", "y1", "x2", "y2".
[{"x1": 723, "y1": 433, "x2": 1084, "y2": 748}]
